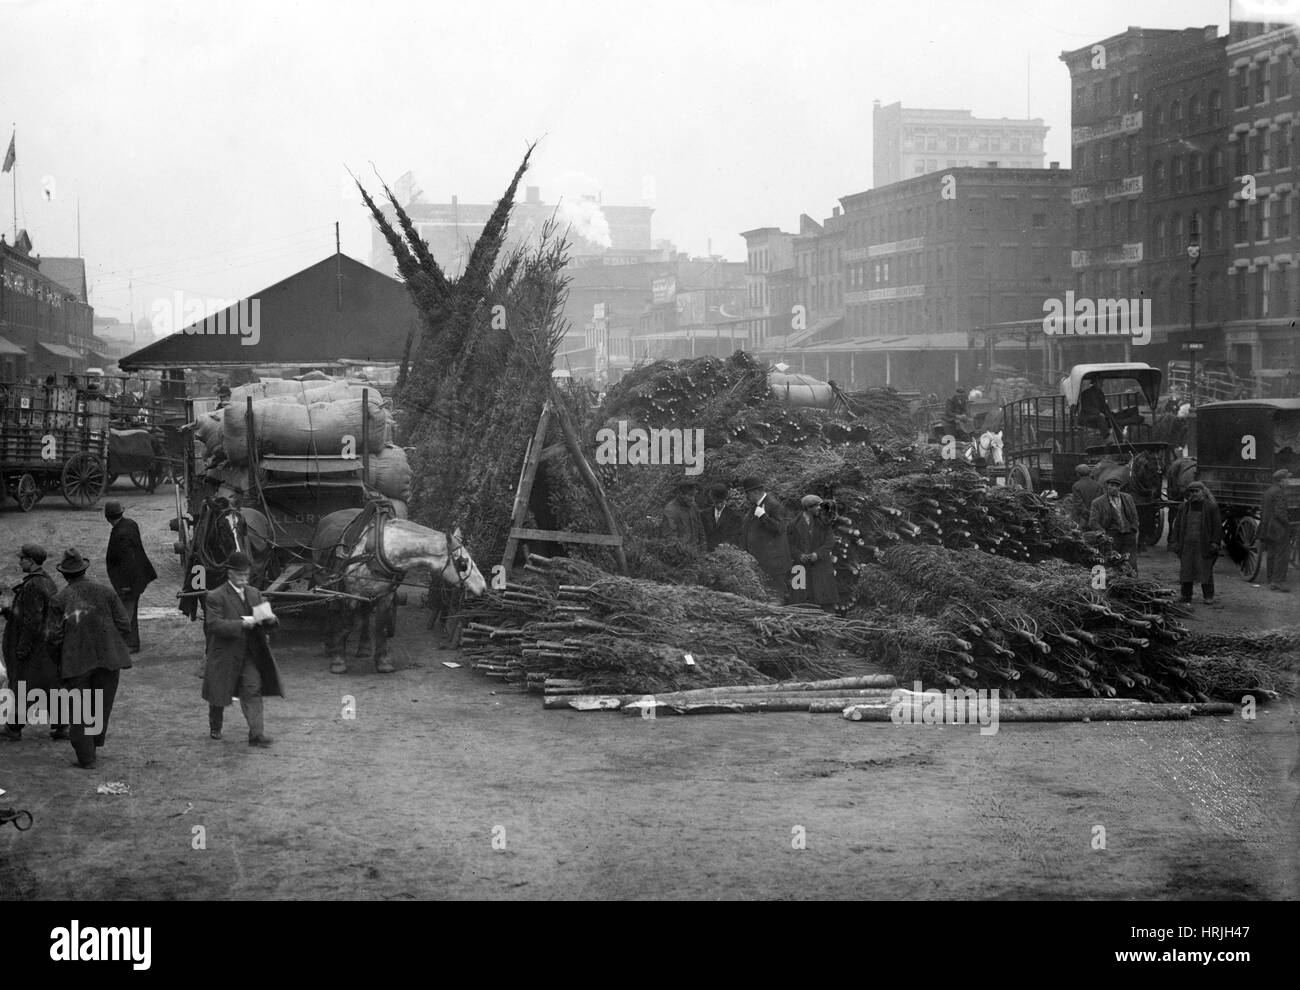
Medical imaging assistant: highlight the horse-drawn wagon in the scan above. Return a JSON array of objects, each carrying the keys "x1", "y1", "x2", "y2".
[
  {"x1": 999, "y1": 363, "x2": 1174, "y2": 545},
  {"x1": 171, "y1": 386, "x2": 486, "y2": 673},
  {"x1": 0, "y1": 379, "x2": 111, "y2": 510},
  {"x1": 1192, "y1": 398, "x2": 1300, "y2": 581}
]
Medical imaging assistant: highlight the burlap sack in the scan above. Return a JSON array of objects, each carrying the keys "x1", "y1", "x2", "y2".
[
  {"x1": 223, "y1": 393, "x2": 390, "y2": 463},
  {"x1": 367, "y1": 444, "x2": 412, "y2": 501}
]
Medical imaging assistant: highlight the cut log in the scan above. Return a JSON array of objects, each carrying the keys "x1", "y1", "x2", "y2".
[{"x1": 841, "y1": 700, "x2": 1196, "y2": 722}]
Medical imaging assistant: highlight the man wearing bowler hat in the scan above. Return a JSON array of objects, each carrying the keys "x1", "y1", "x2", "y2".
[
  {"x1": 45, "y1": 548, "x2": 132, "y2": 769},
  {"x1": 740, "y1": 476, "x2": 793, "y2": 602},
  {"x1": 104, "y1": 500, "x2": 157, "y2": 653}
]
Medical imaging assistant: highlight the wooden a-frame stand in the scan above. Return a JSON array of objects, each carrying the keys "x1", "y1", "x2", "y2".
[{"x1": 500, "y1": 387, "x2": 628, "y2": 576}]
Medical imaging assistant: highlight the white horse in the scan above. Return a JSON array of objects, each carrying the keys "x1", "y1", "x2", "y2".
[
  {"x1": 964, "y1": 430, "x2": 1004, "y2": 467},
  {"x1": 312, "y1": 509, "x2": 487, "y2": 674}
]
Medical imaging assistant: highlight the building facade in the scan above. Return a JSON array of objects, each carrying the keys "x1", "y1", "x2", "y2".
[
  {"x1": 1222, "y1": 14, "x2": 1300, "y2": 379},
  {"x1": 739, "y1": 227, "x2": 796, "y2": 350},
  {"x1": 873, "y1": 101, "x2": 1048, "y2": 186},
  {"x1": 0, "y1": 233, "x2": 96, "y2": 381}
]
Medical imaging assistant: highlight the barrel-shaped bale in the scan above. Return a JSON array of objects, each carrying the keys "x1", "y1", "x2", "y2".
[
  {"x1": 223, "y1": 393, "x2": 390, "y2": 463},
  {"x1": 367, "y1": 444, "x2": 412, "y2": 501}
]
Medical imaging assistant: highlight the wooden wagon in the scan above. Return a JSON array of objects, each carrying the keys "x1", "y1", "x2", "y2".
[{"x1": 0, "y1": 380, "x2": 111, "y2": 511}]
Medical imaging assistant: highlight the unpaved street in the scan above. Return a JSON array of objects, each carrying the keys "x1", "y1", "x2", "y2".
[{"x1": 2, "y1": 487, "x2": 1297, "y2": 899}]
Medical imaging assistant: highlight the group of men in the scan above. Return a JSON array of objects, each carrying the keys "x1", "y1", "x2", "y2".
[
  {"x1": 1070, "y1": 461, "x2": 1293, "y2": 602},
  {"x1": 0, "y1": 501, "x2": 282, "y2": 768},
  {"x1": 662, "y1": 478, "x2": 839, "y2": 610}
]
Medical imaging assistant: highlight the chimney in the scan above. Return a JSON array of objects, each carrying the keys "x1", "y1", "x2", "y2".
[
  {"x1": 832, "y1": 206, "x2": 842, "y2": 218},
  {"x1": 1050, "y1": 161, "x2": 1060, "y2": 169},
  {"x1": 526, "y1": 186, "x2": 540, "y2": 204}
]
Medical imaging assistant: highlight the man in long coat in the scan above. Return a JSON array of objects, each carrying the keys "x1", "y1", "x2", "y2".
[
  {"x1": 1070, "y1": 464, "x2": 1103, "y2": 528},
  {"x1": 1089, "y1": 476, "x2": 1141, "y2": 575},
  {"x1": 740, "y1": 476, "x2": 793, "y2": 602},
  {"x1": 203, "y1": 551, "x2": 284, "y2": 746},
  {"x1": 105, "y1": 501, "x2": 157, "y2": 653},
  {"x1": 700, "y1": 482, "x2": 744, "y2": 551},
  {"x1": 660, "y1": 482, "x2": 705, "y2": 548},
  {"x1": 45, "y1": 548, "x2": 132, "y2": 769},
  {"x1": 1260, "y1": 468, "x2": 1292, "y2": 592},
  {"x1": 1, "y1": 544, "x2": 62, "y2": 741},
  {"x1": 1168, "y1": 482, "x2": 1223, "y2": 605},
  {"x1": 788, "y1": 496, "x2": 839, "y2": 611}
]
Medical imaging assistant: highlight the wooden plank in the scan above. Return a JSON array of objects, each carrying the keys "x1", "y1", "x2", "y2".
[
  {"x1": 508, "y1": 527, "x2": 623, "y2": 546},
  {"x1": 500, "y1": 401, "x2": 553, "y2": 575}
]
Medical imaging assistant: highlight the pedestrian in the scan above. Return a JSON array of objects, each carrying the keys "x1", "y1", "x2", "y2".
[
  {"x1": 943, "y1": 386, "x2": 969, "y2": 440},
  {"x1": 0, "y1": 545, "x2": 63, "y2": 742},
  {"x1": 1168, "y1": 482, "x2": 1223, "y2": 606},
  {"x1": 740, "y1": 476, "x2": 793, "y2": 602},
  {"x1": 1089, "y1": 476, "x2": 1141, "y2": 575},
  {"x1": 700, "y1": 482, "x2": 744, "y2": 550},
  {"x1": 44, "y1": 549, "x2": 132, "y2": 770},
  {"x1": 788, "y1": 495, "x2": 839, "y2": 612},
  {"x1": 202, "y1": 551, "x2": 283, "y2": 747},
  {"x1": 660, "y1": 481, "x2": 705, "y2": 547},
  {"x1": 104, "y1": 501, "x2": 157, "y2": 654},
  {"x1": 1260, "y1": 468, "x2": 1293, "y2": 592},
  {"x1": 1070, "y1": 463, "x2": 1102, "y2": 528}
]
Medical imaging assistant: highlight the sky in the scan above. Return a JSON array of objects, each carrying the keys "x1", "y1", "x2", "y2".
[{"x1": 2, "y1": 0, "x2": 1231, "y2": 327}]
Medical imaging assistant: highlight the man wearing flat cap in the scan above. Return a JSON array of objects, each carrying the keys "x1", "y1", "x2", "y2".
[
  {"x1": 788, "y1": 496, "x2": 839, "y2": 611},
  {"x1": 1070, "y1": 463, "x2": 1103, "y2": 528},
  {"x1": 661, "y1": 481, "x2": 705, "y2": 548},
  {"x1": 1260, "y1": 468, "x2": 1293, "y2": 592},
  {"x1": 740, "y1": 476, "x2": 793, "y2": 602},
  {"x1": 45, "y1": 548, "x2": 132, "y2": 769},
  {"x1": 104, "y1": 500, "x2": 157, "y2": 653},
  {"x1": 1168, "y1": 482, "x2": 1222, "y2": 606},
  {"x1": 1, "y1": 544, "x2": 62, "y2": 741},
  {"x1": 1089, "y1": 476, "x2": 1141, "y2": 575}
]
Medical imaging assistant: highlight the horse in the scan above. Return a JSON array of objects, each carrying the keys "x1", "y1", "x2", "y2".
[
  {"x1": 310, "y1": 507, "x2": 487, "y2": 675},
  {"x1": 963, "y1": 430, "x2": 1004, "y2": 467},
  {"x1": 195, "y1": 496, "x2": 272, "y2": 585}
]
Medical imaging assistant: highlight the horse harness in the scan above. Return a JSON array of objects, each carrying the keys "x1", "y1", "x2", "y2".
[{"x1": 317, "y1": 502, "x2": 473, "y2": 599}]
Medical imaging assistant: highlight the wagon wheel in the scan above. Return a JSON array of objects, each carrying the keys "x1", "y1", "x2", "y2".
[
  {"x1": 15, "y1": 473, "x2": 40, "y2": 512},
  {"x1": 1006, "y1": 461, "x2": 1034, "y2": 492},
  {"x1": 1235, "y1": 516, "x2": 1262, "y2": 582},
  {"x1": 61, "y1": 452, "x2": 108, "y2": 509},
  {"x1": 130, "y1": 462, "x2": 164, "y2": 493}
]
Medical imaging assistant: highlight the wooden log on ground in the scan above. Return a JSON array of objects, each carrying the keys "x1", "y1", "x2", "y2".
[{"x1": 840, "y1": 700, "x2": 1195, "y2": 722}]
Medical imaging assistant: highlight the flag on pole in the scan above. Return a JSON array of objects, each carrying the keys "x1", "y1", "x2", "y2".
[{"x1": 1, "y1": 132, "x2": 13, "y2": 173}]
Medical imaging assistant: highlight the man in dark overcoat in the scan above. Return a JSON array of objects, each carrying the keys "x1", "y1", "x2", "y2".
[
  {"x1": 1089, "y1": 476, "x2": 1141, "y2": 575},
  {"x1": 660, "y1": 481, "x2": 705, "y2": 548},
  {"x1": 45, "y1": 548, "x2": 132, "y2": 769},
  {"x1": 788, "y1": 496, "x2": 839, "y2": 611},
  {"x1": 1, "y1": 544, "x2": 62, "y2": 741},
  {"x1": 700, "y1": 482, "x2": 744, "y2": 551},
  {"x1": 740, "y1": 476, "x2": 793, "y2": 602},
  {"x1": 202, "y1": 551, "x2": 284, "y2": 747},
  {"x1": 1168, "y1": 482, "x2": 1223, "y2": 606},
  {"x1": 1070, "y1": 464, "x2": 1103, "y2": 528},
  {"x1": 1260, "y1": 468, "x2": 1293, "y2": 592},
  {"x1": 104, "y1": 501, "x2": 157, "y2": 653}
]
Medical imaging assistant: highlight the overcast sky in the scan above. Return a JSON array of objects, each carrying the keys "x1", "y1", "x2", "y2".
[{"x1": 3, "y1": 0, "x2": 1227, "y2": 326}]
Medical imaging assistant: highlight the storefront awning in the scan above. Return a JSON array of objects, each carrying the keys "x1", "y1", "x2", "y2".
[
  {"x1": 39, "y1": 342, "x2": 85, "y2": 360},
  {"x1": 0, "y1": 335, "x2": 26, "y2": 356}
]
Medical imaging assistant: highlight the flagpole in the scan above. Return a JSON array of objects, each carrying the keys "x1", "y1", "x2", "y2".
[{"x1": 10, "y1": 126, "x2": 15, "y2": 242}]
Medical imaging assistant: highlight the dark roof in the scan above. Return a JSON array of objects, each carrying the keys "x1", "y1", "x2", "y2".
[
  {"x1": 118, "y1": 254, "x2": 420, "y2": 370},
  {"x1": 40, "y1": 257, "x2": 88, "y2": 302}
]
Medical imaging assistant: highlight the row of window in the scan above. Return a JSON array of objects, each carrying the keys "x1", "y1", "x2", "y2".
[
  {"x1": 902, "y1": 131, "x2": 1042, "y2": 155},
  {"x1": 1234, "y1": 58, "x2": 1296, "y2": 109},
  {"x1": 846, "y1": 202, "x2": 1050, "y2": 249},
  {"x1": 1151, "y1": 90, "x2": 1224, "y2": 135},
  {"x1": 1077, "y1": 265, "x2": 1293, "y2": 321}
]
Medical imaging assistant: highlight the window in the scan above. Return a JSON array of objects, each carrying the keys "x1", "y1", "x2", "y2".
[
  {"x1": 1278, "y1": 264, "x2": 1291, "y2": 313},
  {"x1": 1189, "y1": 153, "x2": 1203, "y2": 189},
  {"x1": 1280, "y1": 57, "x2": 1292, "y2": 98},
  {"x1": 1172, "y1": 213, "x2": 1186, "y2": 249},
  {"x1": 1281, "y1": 193, "x2": 1294, "y2": 238},
  {"x1": 1076, "y1": 208, "x2": 1087, "y2": 234},
  {"x1": 1076, "y1": 85, "x2": 1086, "y2": 107},
  {"x1": 1211, "y1": 207, "x2": 1223, "y2": 248},
  {"x1": 1076, "y1": 145, "x2": 1088, "y2": 169},
  {"x1": 1211, "y1": 146, "x2": 1225, "y2": 185},
  {"x1": 1280, "y1": 122, "x2": 1292, "y2": 168},
  {"x1": 1189, "y1": 93, "x2": 1204, "y2": 126},
  {"x1": 1257, "y1": 62, "x2": 1269, "y2": 103},
  {"x1": 1254, "y1": 129, "x2": 1268, "y2": 171},
  {"x1": 1094, "y1": 205, "x2": 1103, "y2": 235},
  {"x1": 1210, "y1": 89, "x2": 1223, "y2": 124},
  {"x1": 1032, "y1": 212, "x2": 1046, "y2": 229},
  {"x1": 1206, "y1": 271, "x2": 1220, "y2": 321},
  {"x1": 1152, "y1": 104, "x2": 1164, "y2": 137},
  {"x1": 1152, "y1": 159, "x2": 1166, "y2": 194},
  {"x1": 1110, "y1": 75, "x2": 1122, "y2": 109},
  {"x1": 1237, "y1": 203, "x2": 1250, "y2": 243},
  {"x1": 1126, "y1": 71, "x2": 1139, "y2": 105},
  {"x1": 1127, "y1": 199, "x2": 1138, "y2": 238},
  {"x1": 1236, "y1": 70, "x2": 1249, "y2": 109},
  {"x1": 1258, "y1": 198, "x2": 1270, "y2": 240},
  {"x1": 1237, "y1": 138, "x2": 1250, "y2": 178},
  {"x1": 1109, "y1": 138, "x2": 1120, "y2": 174},
  {"x1": 1172, "y1": 156, "x2": 1186, "y2": 192},
  {"x1": 1170, "y1": 99, "x2": 1183, "y2": 129},
  {"x1": 1169, "y1": 277, "x2": 1181, "y2": 322},
  {"x1": 1154, "y1": 215, "x2": 1167, "y2": 257},
  {"x1": 1235, "y1": 270, "x2": 1249, "y2": 318},
  {"x1": 1110, "y1": 202, "x2": 1122, "y2": 234}
]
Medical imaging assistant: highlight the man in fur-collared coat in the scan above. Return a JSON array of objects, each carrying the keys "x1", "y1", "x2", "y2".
[{"x1": 202, "y1": 552, "x2": 284, "y2": 747}]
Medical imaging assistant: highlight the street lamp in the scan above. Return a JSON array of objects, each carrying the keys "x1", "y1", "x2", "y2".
[{"x1": 1187, "y1": 215, "x2": 1201, "y2": 406}]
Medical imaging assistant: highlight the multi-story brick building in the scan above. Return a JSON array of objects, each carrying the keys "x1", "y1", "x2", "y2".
[
  {"x1": 0, "y1": 232, "x2": 96, "y2": 381},
  {"x1": 1222, "y1": 13, "x2": 1300, "y2": 379},
  {"x1": 739, "y1": 227, "x2": 796, "y2": 351},
  {"x1": 1061, "y1": 25, "x2": 1230, "y2": 366},
  {"x1": 873, "y1": 101, "x2": 1048, "y2": 186}
]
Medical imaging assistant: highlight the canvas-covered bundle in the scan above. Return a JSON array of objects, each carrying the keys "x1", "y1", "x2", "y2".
[
  {"x1": 228, "y1": 379, "x2": 374, "y2": 405},
  {"x1": 219, "y1": 392, "x2": 390, "y2": 463},
  {"x1": 367, "y1": 443, "x2": 413, "y2": 501}
]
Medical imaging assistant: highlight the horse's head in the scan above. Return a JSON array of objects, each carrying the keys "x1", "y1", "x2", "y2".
[
  {"x1": 441, "y1": 527, "x2": 486, "y2": 597},
  {"x1": 203, "y1": 498, "x2": 269, "y2": 575}
]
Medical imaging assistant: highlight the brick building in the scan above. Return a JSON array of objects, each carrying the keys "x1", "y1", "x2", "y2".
[{"x1": 0, "y1": 232, "x2": 96, "y2": 381}]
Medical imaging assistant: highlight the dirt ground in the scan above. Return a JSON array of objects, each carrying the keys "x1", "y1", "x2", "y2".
[{"x1": 1, "y1": 486, "x2": 1297, "y2": 900}]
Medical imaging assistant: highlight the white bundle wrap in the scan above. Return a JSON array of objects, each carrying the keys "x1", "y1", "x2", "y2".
[
  {"x1": 193, "y1": 409, "x2": 226, "y2": 460},
  {"x1": 367, "y1": 444, "x2": 413, "y2": 501},
  {"x1": 223, "y1": 393, "x2": 390, "y2": 463},
  {"x1": 228, "y1": 379, "x2": 372, "y2": 405}
]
